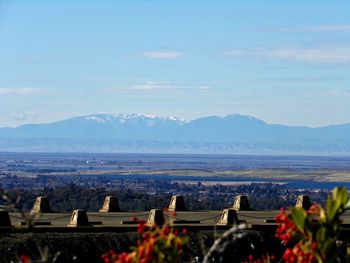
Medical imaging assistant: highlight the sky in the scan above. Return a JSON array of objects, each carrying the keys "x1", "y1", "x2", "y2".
[{"x1": 0, "y1": 0, "x2": 350, "y2": 128}]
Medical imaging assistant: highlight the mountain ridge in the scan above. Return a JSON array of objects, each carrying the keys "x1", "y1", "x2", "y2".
[
  {"x1": 3, "y1": 113, "x2": 349, "y2": 129},
  {"x1": 0, "y1": 114, "x2": 349, "y2": 155}
]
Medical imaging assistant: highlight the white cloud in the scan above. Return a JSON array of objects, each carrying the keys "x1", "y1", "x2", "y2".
[
  {"x1": 139, "y1": 51, "x2": 186, "y2": 59},
  {"x1": 198, "y1": 86, "x2": 213, "y2": 90},
  {"x1": 318, "y1": 89, "x2": 350, "y2": 97},
  {"x1": 0, "y1": 87, "x2": 51, "y2": 95},
  {"x1": 265, "y1": 24, "x2": 350, "y2": 33},
  {"x1": 104, "y1": 81, "x2": 213, "y2": 93},
  {"x1": 129, "y1": 81, "x2": 179, "y2": 91},
  {"x1": 41, "y1": 100, "x2": 91, "y2": 106},
  {"x1": 224, "y1": 47, "x2": 350, "y2": 64},
  {"x1": 255, "y1": 76, "x2": 350, "y2": 82},
  {"x1": 12, "y1": 111, "x2": 38, "y2": 121},
  {"x1": 265, "y1": 47, "x2": 350, "y2": 64},
  {"x1": 104, "y1": 82, "x2": 175, "y2": 93}
]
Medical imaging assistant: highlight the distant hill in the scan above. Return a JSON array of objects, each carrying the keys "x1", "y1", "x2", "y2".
[{"x1": 0, "y1": 114, "x2": 349, "y2": 155}]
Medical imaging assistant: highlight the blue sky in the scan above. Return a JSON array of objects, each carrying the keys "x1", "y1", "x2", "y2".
[{"x1": 0, "y1": 1, "x2": 350, "y2": 127}]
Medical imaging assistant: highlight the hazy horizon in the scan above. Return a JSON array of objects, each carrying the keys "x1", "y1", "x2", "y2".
[
  {"x1": 1, "y1": 112, "x2": 350, "y2": 129},
  {"x1": 1, "y1": 1, "x2": 350, "y2": 128}
]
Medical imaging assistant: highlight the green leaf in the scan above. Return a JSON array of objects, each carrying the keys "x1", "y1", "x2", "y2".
[
  {"x1": 326, "y1": 199, "x2": 337, "y2": 222},
  {"x1": 291, "y1": 207, "x2": 307, "y2": 231},
  {"x1": 345, "y1": 198, "x2": 350, "y2": 210},
  {"x1": 304, "y1": 218, "x2": 316, "y2": 235},
  {"x1": 316, "y1": 227, "x2": 326, "y2": 243},
  {"x1": 327, "y1": 187, "x2": 349, "y2": 221},
  {"x1": 323, "y1": 237, "x2": 336, "y2": 254}
]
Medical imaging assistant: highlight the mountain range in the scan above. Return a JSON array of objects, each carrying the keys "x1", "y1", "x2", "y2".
[{"x1": 0, "y1": 114, "x2": 349, "y2": 155}]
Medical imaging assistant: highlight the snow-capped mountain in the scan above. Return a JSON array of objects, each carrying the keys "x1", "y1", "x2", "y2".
[
  {"x1": 0, "y1": 114, "x2": 349, "y2": 155},
  {"x1": 0, "y1": 114, "x2": 186, "y2": 140},
  {"x1": 83, "y1": 114, "x2": 186, "y2": 125}
]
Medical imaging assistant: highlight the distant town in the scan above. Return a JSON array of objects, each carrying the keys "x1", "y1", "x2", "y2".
[{"x1": 2, "y1": 152, "x2": 348, "y2": 212}]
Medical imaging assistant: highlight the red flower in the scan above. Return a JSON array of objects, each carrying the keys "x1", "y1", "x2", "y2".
[
  {"x1": 137, "y1": 221, "x2": 146, "y2": 234},
  {"x1": 275, "y1": 208, "x2": 297, "y2": 244},
  {"x1": 20, "y1": 255, "x2": 31, "y2": 263}
]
